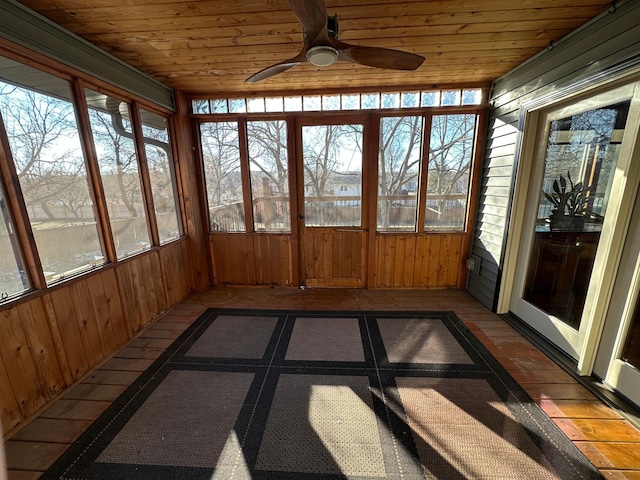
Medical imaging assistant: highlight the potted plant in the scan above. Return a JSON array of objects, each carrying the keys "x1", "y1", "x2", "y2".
[{"x1": 542, "y1": 172, "x2": 592, "y2": 232}]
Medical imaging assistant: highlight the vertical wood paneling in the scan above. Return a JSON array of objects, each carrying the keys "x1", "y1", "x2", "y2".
[
  {"x1": 302, "y1": 229, "x2": 365, "y2": 287},
  {"x1": 0, "y1": 307, "x2": 48, "y2": 418},
  {"x1": 17, "y1": 300, "x2": 65, "y2": 398},
  {"x1": 210, "y1": 233, "x2": 292, "y2": 286},
  {"x1": 374, "y1": 233, "x2": 466, "y2": 288},
  {"x1": 0, "y1": 358, "x2": 21, "y2": 431},
  {"x1": 159, "y1": 240, "x2": 191, "y2": 306},
  {"x1": 46, "y1": 288, "x2": 89, "y2": 381},
  {"x1": 69, "y1": 278, "x2": 106, "y2": 364},
  {"x1": 1, "y1": 239, "x2": 192, "y2": 435}
]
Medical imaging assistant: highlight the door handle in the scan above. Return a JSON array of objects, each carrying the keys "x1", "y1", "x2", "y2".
[{"x1": 298, "y1": 214, "x2": 305, "y2": 220}]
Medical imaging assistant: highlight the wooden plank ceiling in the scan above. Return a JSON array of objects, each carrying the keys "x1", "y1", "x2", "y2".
[{"x1": 18, "y1": 0, "x2": 613, "y2": 96}]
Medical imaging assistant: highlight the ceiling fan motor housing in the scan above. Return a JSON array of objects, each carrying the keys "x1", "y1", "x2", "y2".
[{"x1": 306, "y1": 45, "x2": 339, "y2": 66}]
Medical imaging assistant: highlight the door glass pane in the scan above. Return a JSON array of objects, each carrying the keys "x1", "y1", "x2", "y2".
[
  {"x1": 425, "y1": 114, "x2": 476, "y2": 231},
  {"x1": 139, "y1": 107, "x2": 181, "y2": 243},
  {"x1": 0, "y1": 60, "x2": 104, "y2": 284},
  {"x1": 0, "y1": 173, "x2": 30, "y2": 300},
  {"x1": 200, "y1": 121, "x2": 245, "y2": 232},
  {"x1": 524, "y1": 101, "x2": 631, "y2": 329},
  {"x1": 86, "y1": 89, "x2": 151, "y2": 259},
  {"x1": 248, "y1": 120, "x2": 290, "y2": 232},
  {"x1": 377, "y1": 116, "x2": 422, "y2": 231},
  {"x1": 302, "y1": 124, "x2": 363, "y2": 227},
  {"x1": 622, "y1": 303, "x2": 640, "y2": 370}
]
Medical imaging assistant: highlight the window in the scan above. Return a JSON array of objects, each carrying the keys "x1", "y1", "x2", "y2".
[
  {"x1": 0, "y1": 173, "x2": 29, "y2": 300},
  {"x1": 302, "y1": 124, "x2": 364, "y2": 227},
  {"x1": 193, "y1": 88, "x2": 483, "y2": 116},
  {"x1": 86, "y1": 88, "x2": 151, "y2": 258},
  {"x1": 139, "y1": 107, "x2": 181, "y2": 243},
  {"x1": 196, "y1": 103, "x2": 480, "y2": 235},
  {"x1": 425, "y1": 114, "x2": 477, "y2": 231},
  {"x1": 200, "y1": 121, "x2": 245, "y2": 232},
  {"x1": 377, "y1": 116, "x2": 423, "y2": 231},
  {"x1": 248, "y1": 120, "x2": 290, "y2": 232},
  {"x1": 0, "y1": 60, "x2": 104, "y2": 283},
  {"x1": 376, "y1": 113, "x2": 477, "y2": 233}
]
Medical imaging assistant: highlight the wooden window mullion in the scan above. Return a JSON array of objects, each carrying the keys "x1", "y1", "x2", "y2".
[
  {"x1": 71, "y1": 79, "x2": 117, "y2": 263},
  {"x1": 238, "y1": 119, "x2": 254, "y2": 233},
  {"x1": 0, "y1": 117, "x2": 46, "y2": 289},
  {"x1": 416, "y1": 114, "x2": 432, "y2": 233},
  {"x1": 131, "y1": 100, "x2": 160, "y2": 246}
]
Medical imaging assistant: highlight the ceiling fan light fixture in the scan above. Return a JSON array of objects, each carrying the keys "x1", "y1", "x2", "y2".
[{"x1": 306, "y1": 45, "x2": 338, "y2": 66}]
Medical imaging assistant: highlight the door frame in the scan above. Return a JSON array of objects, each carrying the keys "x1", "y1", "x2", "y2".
[
  {"x1": 294, "y1": 112, "x2": 372, "y2": 287},
  {"x1": 499, "y1": 77, "x2": 640, "y2": 375},
  {"x1": 594, "y1": 183, "x2": 640, "y2": 405}
]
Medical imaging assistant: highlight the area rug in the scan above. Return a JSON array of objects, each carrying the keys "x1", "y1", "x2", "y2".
[{"x1": 42, "y1": 309, "x2": 604, "y2": 480}]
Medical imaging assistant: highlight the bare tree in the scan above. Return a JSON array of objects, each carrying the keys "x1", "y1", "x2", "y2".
[
  {"x1": 427, "y1": 114, "x2": 476, "y2": 225},
  {"x1": 378, "y1": 115, "x2": 423, "y2": 228},
  {"x1": 88, "y1": 108, "x2": 140, "y2": 218},
  {"x1": 199, "y1": 121, "x2": 244, "y2": 230},
  {"x1": 247, "y1": 120, "x2": 288, "y2": 194},
  {"x1": 0, "y1": 84, "x2": 90, "y2": 220}
]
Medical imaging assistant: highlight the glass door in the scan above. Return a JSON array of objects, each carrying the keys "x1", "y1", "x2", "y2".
[
  {"x1": 510, "y1": 82, "x2": 640, "y2": 362},
  {"x1": 594, "y1": 185, "x2": 640, "y2": 407},
  {"x1": 297, "y1": 118, "x2": 367, "y2": 287}
]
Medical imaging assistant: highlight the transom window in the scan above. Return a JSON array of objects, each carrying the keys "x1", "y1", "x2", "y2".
[{"x1": 192, "y1": 88, "x2": 483, "y2": 115}]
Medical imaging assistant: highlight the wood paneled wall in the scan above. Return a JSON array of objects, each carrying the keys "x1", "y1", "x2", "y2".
[
  {"x1": 0, "y1": 239, "x2": 192, "y2": 435},
  {"x1": 209, "y1": 232, "x2": 468, "y2": 289},
  {"x1": 374, "y1": 233, "x2": 466, "y2": 288},
  {"x1": 210, "y1": 234, "x2": 292, "y2": 286}
]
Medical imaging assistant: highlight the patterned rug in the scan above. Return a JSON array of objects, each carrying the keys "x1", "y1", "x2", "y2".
[{"x1": 42, "y1": 309, "x2": 603, "y2": 480}]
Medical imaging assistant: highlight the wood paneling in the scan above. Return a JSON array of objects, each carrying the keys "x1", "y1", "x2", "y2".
[
  {"x1": 15, "y1": 0, "x2": 613, "y2": 95},
  {"x1": 210, "y1": 234, "x2": 292, "y2": 286},
  {"x1": 374, "y1": 233, "x2": 466, "y2": 288},
  {"x1": 302, "y1": 229, "x2": 366, "y2": 287},
  {"x1": 0, "y1": 240, "x2": 192, "y2": 434}
]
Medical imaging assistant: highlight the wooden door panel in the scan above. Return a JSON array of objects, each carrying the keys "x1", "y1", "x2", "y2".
[{"x1": 303, "y1": 228, "x2": 365, "y2": 287}]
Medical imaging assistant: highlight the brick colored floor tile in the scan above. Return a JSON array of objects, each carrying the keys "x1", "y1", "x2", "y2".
[
  {"x1": 600, "y1": 471, "x2": 640, "y2": 479},
  {"x1": 576, "y1": 442, "x2": 640, "y2": 469},
  {"x1": 522, "y1": 382, "x2": 598, "y2": 400},
  {"x1": 540, "y1": 399, "x2": 623, "y2": 419},
  {"x1": 64, "y1": 383, "x2": 128, "y2": 402},
  {"x1": 12, "y1": 418, "x2": 92, "y2": 443},
  {"x1": 128, "y1": 337, "x2": 174, "y2": 349},
  {"x1": 5, "y1": 441, "x2": 68, "y2": 471},
  {"x1": 83, "y1": 370, "x2": 140, "y2": 386},
  {"x1": 508, "y1": 367, "x2": 576, "y2": 384},
  {"x1": 115, "y1": 346, "x2": 165, "y2": 360},
  {"x1": 555, "y1": 419, "x2": 640, "y2": 442},
  {"x1": 101, "y1": 357, "x2": 155, "y2": 372},
  {"x1": 40, "y1": 399, "x2": 110, "y2": 421},
  {"x1": 8, "y1": 470, "x2": 43, "y2": 479},
  {"x1": 498, "y1": 356, "x2": 562, "y2": 371},
  {"x1": 140, "y1": 329, "x2": 182, "y2": 339}
]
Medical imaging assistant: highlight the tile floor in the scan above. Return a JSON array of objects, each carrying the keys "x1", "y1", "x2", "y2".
[{"x1": 4, "y1": 287, "x2": 640, "y2": 479}]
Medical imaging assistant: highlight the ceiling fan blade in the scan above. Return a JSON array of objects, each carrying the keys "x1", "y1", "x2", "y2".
[
  {"x1": 333, "y1": 39, "x2": 424, "y2": 70},
  {"x1": 288, "y1": 0, "x2": 328, "y2": 43},
  {"x1": 246, "y1": 59, "x2": 301, "y2": 83},
  {"x1": 246, "y1": 48, "x2": 307, "y2": 82}
]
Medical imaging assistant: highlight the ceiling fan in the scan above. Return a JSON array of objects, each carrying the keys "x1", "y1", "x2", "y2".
[{"x1": 246, "y1": 0, "x2": 425, "y2": 83}]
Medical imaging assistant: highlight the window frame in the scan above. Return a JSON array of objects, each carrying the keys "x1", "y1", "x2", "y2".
[
  {"x1": 0, "y1": 49, "x2": 183, "y2": 305},
  {"x1": 194, "y1": 106, "x2": 483, "y2": 236}
]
